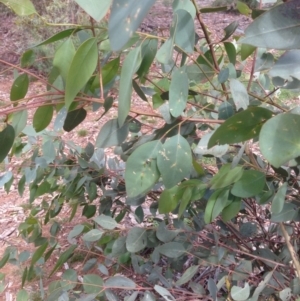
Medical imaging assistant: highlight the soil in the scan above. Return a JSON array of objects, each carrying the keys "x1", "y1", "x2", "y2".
[{"x1": 0, "y1": 1, "x2": 253, "y2": 299}]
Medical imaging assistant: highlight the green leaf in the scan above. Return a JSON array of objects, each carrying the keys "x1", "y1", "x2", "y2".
[
  {"x1": 221, "y1": 21, "x2": 239, "y2": 42},
  {"x1": 157, "y1": 134, "x2": 192, "y2": 189},
  {"x1": 102, "y1": 57, "x2": 120, "y2": 86},
  {"x1": 93, "y1": 215, "x2": 118, "y2": 230},
  {"x1": 61, "y1": 269, "x2": 77, "y2": 291},
  {"x1": 230, "y1": 79, "x2": 249, "y2": 110},
  {"x1": 156, "y1": 222, "x2": 179, "y2": 243},
  {"x1": 240, "y1": 222, "x2": 257, "y2": 238},
  {"x1": 154, "y1": 285, "x2": 176, "y2": 301},
  {"x1": 126, "y1": 227, "x2": 147, "y2": 252},
  {"x1": 65, "y1": 38, "x2": 98, "y2": 109},
  {"x1": 53, "y1": 39, "x2": 76, "y2": 82},
  {"x1": 49, "y1": 245, "x2": 77, "y2": 277},
  {"x1": 158, "y1": 186, "x2": 183, "y2": 214},
  {"x1": 83, "y1": 229, "x2": 104, "y2": 242},
  {"x1": 175, "y1": 265, "x2": 199, "y2": 286},
  {"x1": 33, "y1": 28, "x2": 82, "y2": 47},
  {"x1": 105, "y1": 276, "x2": 136, "y2": 289},
  {"x1": 210, "y1": 164, "x2": 243, "y2": 190},
  {"x1": 125, "y1": 140, "x2": 162, "y2": 198},
  {"x1": 208, "y1": 107, "x2": 273, "y2": 148},
  {"x1": 259, "y1": 113, "x2": 300, "y2": 167},
  {"x1": 75, "y1": 0, "x2": 112, "y2": 21},
  {"x1": 109, "y1": 0, "x2": 156, "y2": 51},
  {"x1": 178, "y1": 186, "x2": 193, "y2": 217},
  {"x1": 31, "y1": 241, "x2": 48, "y2": 266},
  {"x1": 21, "y1": 267, "x2": 27, "y2": 288},
  {"x1": 222, "y1": 196, "x2": 241, "y2": 222},
  {"x1": 240, "y1": 1, "x2": 300, "y2": 50},
  {"x1": 173, "y1": 0, "x2": 196, "y2": 18},
  {"x1": 10, "y1": 74, "x2": 29, "y2": 101},
  {"x1": 271, "y1": 203, "x2": 298, "y2": 222},
  {"x1": 0, "y1": 253, "x2": 9, "y2": 269},
  {"x1": 174, "y1": 9, "x2": 195, "y2": 53},
  {"x1": 11, "y1": 110, "x2": 28, "y2": 136},
  {"x1": 118, "y1": 46, "x2": 142, "y2": 126},
  {"x1": 218, "y1": 101, "x2": 234, "y2": 119},
  {"x1": 169, "y1": 68, "x2": 189, "y2": 117},
  {"x1": 95, "y1": 119, "x2": 129, "y2": 148},
  {"x1": 231, "y1": 170, "x2": 265, "y2": 198},
  {"x1": 16, "y1": 289, "x2": 28, "y2": 301},
  {"x1": 20, "y1": 49, "x2": 35, "y2": 68},
  {"x1": 0, "y1": 0, "x2": 36, "y2": 16},
  {"x1": 224, "y1": 42, "x2": 236, "y2": 65},
  {"x1": 33, "y1": 105, "x2": 53, "y2": 132},
  {"x1": 156, "y1": 242, "x2": 185, "y2": 258},
  {"x1": 241, "y1": 44, "x2": 256, "y2": 61},
  {"x1": 63, "y1": 108, "x2": 87, "y2": 132},
  {"x1": 204, "y1": 189, "x2": 230, "y2": 224},
  {"x1": 231, "y1": 283, "x2": 250, "y2": 301},
  {"x1": 156, "y1": 38, "x2": 174, "y2": 65},
  {"x1": 236, "y1": 1, "x2": 251, "y2": 16},
  {"x1": 271, "y1": 182, "x2": 287, "y2": 214},
  {"x1": 83, "y1": 274, "x2": 104, "y2": 295},
  {"x1": 0, "y1": 125, "x2": 15, "y2": 163}
]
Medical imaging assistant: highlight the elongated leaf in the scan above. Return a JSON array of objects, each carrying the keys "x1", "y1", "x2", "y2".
[
  {"x1": 222, "y1": 196, "x2": 241, "y2": 222},
  {"x1": 221, "y1": 21, "x2": 239, "y2": 42},
  {"x1": 31, "y1": 242, "x2": 48, "y2": 266},
  {"x1": 93, "y1": 215, "x2": 118, "y2": 230},
  {"x1": 0, "y1": 253, "x2": 9, "y2": 269},
  {"x1": 63, "y1": 108, "x2": 87, "y2": 132},
  {"x1": 83, "y1": 229, "x2": 104, "y2": 242},
  {"x1": 175, "y1": 265, "x2": 199, "y2": 286},
  {"x1": 231, "y1": 170, "x2": 265, "y2": 198},
  {"x1": 11, "y1": 110, "x2": 28, "y2": 136},
  {"x1": 174, "y1": 9, "x2": 195, "y2": 53},
  {"x1": 33, "y1": 28, "x2": 82, "y2": 47},
  {"x1": 154, "y1": 285, "x2": 176, "y2": 301},
  {"x1": 156, "y1": 222, "x2": 179, "y2": 243},
  {"x1": 118, "y1": 46, "x2": 142, "y2": 126},
  {"x1": 33, "y1": 105, "x2": 53, "y2": 132},
  {"x1": 231, "y1": 283, "x2": 250, "y2": 301},
  {"x1": 16, "y1": 289, "x2": 28, "y2": 301},
  {"x1": 105, "y1": 276, "x2": 136, "y2": 289},
  {"x1": 240, "y1": 1, "x2": 300, "y2": 50},
  {"x1": 173, "y1": 0, "x2": 196, "y2": 18},
  {"x1": 126, "y1": 227, "x2": 147, "y2": 252},
  {"x1": 158, "y1": 186, "x2": 183, "y2": 214},
  {"x1": 210, "y1": 164, "x2": 243, "y2": 189},
  {"x1": 75, "y1": 0, "x2": 112, "y2": 21},
  {"x1": 125, "y1": 140, "x2": 162, "y2": 198},
  {"x1": 271, "y1": 182, "x2": 287, "y2": 214},
  {"x1": 156, "y1": 242, "x2": 185, "y2": 258},
  {"x1": 0, "y1": 125, "x2": 15, "y2": 162},
  {"x1": 102, "y1": 57, "x2": 120, "y2": 86},
  {"x1": 157, "y1": 134, "x2": 192, "y2": 189},
  {"x1": 49, "y1": 245, "x2": 77, "y2": 277},
  {"x1": 65, "y1": 38, "x2": 98, "y2": 109},
  {"x1": 204, "y1": 189, "x2": 230, "y2": 224},
  {"x1": 53, "y1": 39, "x2": 76, "y2": 82},
  {"x1": 0, "y1": 0, "x2": 36, "y2": 15},
  {"x1": 169, "y1": 68, "x2": 189, "y2": 117},
  {"x1": 109, "y1": 0, "x2": 156, "y2": 51},
  {"x1": 61, "y1": 269, "x2": 77, "y2": 291},
  {"x1": 96, "y1": 119, "x2": 128, "y2": 148},
  {"x1": 208, "y1": 107, "x2": 273, "y2": 148},
  {"x1": 156, "y1": 38, "x2": 174, "y2": 65},
  {"x1": 259, "y1": 113, "x2": 300, "y2": 167},
  {"x1": 230, "y1": 79, "x2": 249, "y2": 110},
  {"x1": 10, "y1": 74, "x2": 29, "y2": 101}
]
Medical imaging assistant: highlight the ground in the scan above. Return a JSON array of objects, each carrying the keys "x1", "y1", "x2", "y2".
[{"x1": 0, "y1": 1, "x2": 255, "y2": 299}]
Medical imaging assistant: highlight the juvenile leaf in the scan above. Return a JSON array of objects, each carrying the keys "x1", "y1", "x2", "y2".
[
  {"x1": 208, "y1": 107, "x2": 273, "y2": 148},
  {"x1": 31, "y1": 241, "x2": 48, "y2": 266},
  {"x1": 0, "y1": 125, "x2": 15, "y2": 163},
  {"x1": 125, "y1": 140, "x2": 162, "y2": 198},
  {"x1": 156, "y1": 38, "x2": 174, "y2": 65},
  {"x1": 65, "y1": 38, "x2": 98, "y2": 109},
  {"x1": 241, "y1": 44, "x2": 256, "y2": 61},
  {"x1": 96, "y1": 119, "x2": 129, "y2": 148},
  {"x1": 33, "y1": 105, "x2": 53, "y2": 132},
  {"x1": 222, "y1": 197, "x2": 241, "y2": 222},
  {"x1": 240, "y1": 0, "x2": 300, "y2": 50},
  {"x1": 175, "y1": 265, "x2": 199, "y2": 286},
  {"x1": 259, "y1": 113, "x2": 300, "y2": 167},
  {"x1": 156, "y1": 242, "x2": 185, "y2": 258},
  {"x1": 210, "y1": 164, "x2": 243, "y2": 189},
  {"x1": 49, "y1": 245, "x2": 77, "y2": 276},
  {"x1": 10, "y1": 74, "x2": 29, "y2": 101},
  {"x1": 93, "y1": 215, "x2": 118, "y2": 230},
  {"x1": 0, "y1": 253, "x2": 9, "y2": 269},
  {"x1": 63, "y1": 108, "x2": 87, "y2": 132},
  {"x1": 102, "y1": 57, "x2": 120, "y2": 86},
  {"x1": 61, "y1": 269, "x2": 77, "y2": 291},
  {"x1": 83, "y1": 229, "x2": 104, "y2": 242},
  {"x1": 218, "y1": 101, "x2": 234, "y2": 119},
  {"x1": 157, "y1": 134, "x2": 192, "y2": 189},
  {"x1": 169, "y1": 68, "x2": 189, "y2": 117},
  {"x1": 230, "y1": 79, "x2": 249, "y2": 110},
  {"x1": 16, "y1": 289, "x2": 28, "y2": 301},
  {"x1": 0, "y1": 0, "x2": 36, "y2": 15},
  {"x1": 224, "y1": 42, "x2": 236, "y2": 65},
  {"x1": 21, "y1": 49, "x2": 35, "y2": 68},
  {"x1": 221, "y1": 21, "x2": 239, "y2": 42},
  {"x1": 156, "y1": 222, "x2": 179, "y2": 243},
  {"x1": 118, "y1": 46, "x2": 142, "y2": 126},
  {"x1": 173, "y1": 0, "x2": 196, "y2": 18},
  {"x1": 11, "y1": 110, "x2": 28, "y2": 136},
  {"x1": 271, "y1": 182, "x2": 287, "y2": 214},
  {"x1": 105, "y1": 276, "x2": 136, "y2": 289},
  {"x1": 126, "y1": 227, "x2": 147, "y2": 252},
  {"x1": 204, "y1": 189, "x2": 230, "y2": 224},
  {"x1": 53, "y1": 39, "x2": 76, "y2": 82},
  {"x1": 231, "y1": 283, "x2": 250, "y2": 301},
  {"x1": 83, "y1": 274, "x2": 104, "y2": 295},
  {"x1": 158, "y1": 186, "x2": 182, "y2": 214},
  {"x1": 154, "y1": 285, "x2": 176, "y2": 301},
  {"x1": 231, "y1": 170, "x2": 265, "y2": 198},
  {"x1": 75, "y1": 0, "x2": 112, "y2": 21},
  {"x1": 109, "y1": 0, "x2": 156, "y2": 51}
]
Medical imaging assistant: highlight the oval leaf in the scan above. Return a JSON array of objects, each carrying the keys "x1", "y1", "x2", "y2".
[
  {"x1": 93, "y1": 215, "x2": 118, "y2": 230},
  {"x1": 156, "y1": 242, "x2": 186, "y2": 258},
  {"x1": 271, "y1": 182, "x2": 287, "y2": 214},
  {"x1": 33, "y1": 105, "x2": 53, "y2": 132},
  {"x1": 83, "y1": 229, "x2": 104, "y2": 242},
  {"x1": 0, "y1": 125, "x2": 15, "y2": 163},
  {"x1": 83, "y1": 274, "x2": 104, "y2": 295},
  {"x1": 126, "y1": 227, "x2": 147, "y2": 253},
  {"x1": 63, "y1": 108, "x2": 87, "y2": 132},
  {"x1": 10, "y1": 74, "x2": 29, "y2": 101},
  {"x1": 230, "y1": 79, "x2": 249, "y2": 110},
  {"x1": 75, "y1": 0, "x2": 112, "y2": 22},
  {"x1": 105, "y1": 276, "x2": 136, "y2": 289}
]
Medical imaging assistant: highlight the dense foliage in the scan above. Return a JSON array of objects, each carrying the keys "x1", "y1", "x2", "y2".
[{"x1": 1, "y1": 0, "x2": 300, "y2": 300}]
